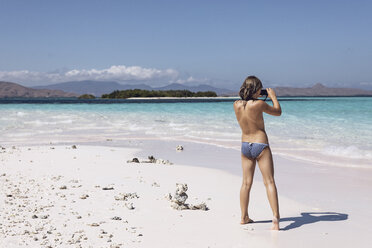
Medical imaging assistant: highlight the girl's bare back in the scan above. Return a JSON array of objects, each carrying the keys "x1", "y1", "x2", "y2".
[{"x1": 234, "y1": 99, "x2": 268, "y2": 144}]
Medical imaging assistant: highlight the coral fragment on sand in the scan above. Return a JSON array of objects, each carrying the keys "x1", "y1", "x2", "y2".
[{"x1": 167, "y1": 183, "x2": 208, "y2": 211}]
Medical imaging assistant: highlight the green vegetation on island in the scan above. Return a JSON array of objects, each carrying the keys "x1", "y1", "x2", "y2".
[
  {"x1": 78, "y1": 94, "x2": 96, "y2": 99},
  {"x1": 101, "y1": 89, "x2": 217, "y2": 99}
]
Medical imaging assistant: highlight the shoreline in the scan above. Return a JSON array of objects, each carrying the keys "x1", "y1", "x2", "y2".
[{"x1": 2, "y1": 134, "x2": 370, "y2": 169}]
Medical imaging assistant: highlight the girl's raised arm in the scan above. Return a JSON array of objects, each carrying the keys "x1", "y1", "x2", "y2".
[{"x1": 262, "y1": 88, "x2": 282, "y2": 116}]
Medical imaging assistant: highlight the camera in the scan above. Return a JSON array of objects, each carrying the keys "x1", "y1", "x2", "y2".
[
  {"x1": 260, "y1": 89, "x2": 268, "y2": 96},
  {"x1": 259, "y1": 89, "x2": 268, "y2": 101}
]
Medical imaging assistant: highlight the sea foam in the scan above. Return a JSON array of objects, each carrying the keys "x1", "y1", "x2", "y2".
[{"x1": 322, "y1": 145, "x2": 372, "y2": 160}]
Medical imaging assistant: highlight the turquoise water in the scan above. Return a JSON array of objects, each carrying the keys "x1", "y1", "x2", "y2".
[{"x1": 1, "y1": 97, "x2": 371, "y2": 167}]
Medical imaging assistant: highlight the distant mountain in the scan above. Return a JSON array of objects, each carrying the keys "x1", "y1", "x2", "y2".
[
  {"x1": 32, "y1": 80, "x2": 235, "y2": 96},
  {"x1": 0, "y1": 81, "x2": 78, "y2": 98},
  {"x1": 274, "y1": 83, "x2": 372, "y2": 96}
]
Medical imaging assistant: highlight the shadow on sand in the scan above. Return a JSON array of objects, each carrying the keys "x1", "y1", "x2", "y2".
[{"x1": 253, "y1": 212, "x2": 348, "y2": 231}]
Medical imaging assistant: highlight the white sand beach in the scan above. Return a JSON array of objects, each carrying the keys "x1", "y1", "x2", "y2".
[{"x1": 1, "y1": 139, "x2": 370, "y2": 247}]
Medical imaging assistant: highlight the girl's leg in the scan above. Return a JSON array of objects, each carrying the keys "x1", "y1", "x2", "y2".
[
  {"x1": 257, "y1": 147, "x2": 280, "y2": 230},
  {"x1": 240, "y1": 153, "x2": 256, "y2": 224}
]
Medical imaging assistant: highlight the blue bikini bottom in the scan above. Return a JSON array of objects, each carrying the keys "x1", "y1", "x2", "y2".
[{"x1": 241, "y1": 142, "x2": 269, "y2": 159}]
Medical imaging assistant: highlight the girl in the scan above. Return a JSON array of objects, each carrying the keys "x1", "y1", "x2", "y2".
[{"x1": 233, "y1": 75, "x2": 281, "y2": 230}]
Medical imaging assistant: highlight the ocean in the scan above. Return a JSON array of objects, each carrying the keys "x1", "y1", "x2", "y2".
[{"x1": 1, "y1": 97, "x2": 371, "y2": 167}]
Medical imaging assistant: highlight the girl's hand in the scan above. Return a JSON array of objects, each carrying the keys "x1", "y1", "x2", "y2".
[{"x1": 267, "y1": 88, "x2": 277, "y2": 99}]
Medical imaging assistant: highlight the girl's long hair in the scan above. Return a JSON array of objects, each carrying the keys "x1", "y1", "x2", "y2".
[{"x1": 239, "y1": 75, "x2": 262, "y2": 101}]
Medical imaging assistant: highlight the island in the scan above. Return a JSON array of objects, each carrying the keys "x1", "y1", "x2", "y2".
[
  {"x1": 78, "y1": 94, "x2": 96, "y2": 99},
  {"x1": 101, "y1": 89, "x2": 217, "y2": 99}
]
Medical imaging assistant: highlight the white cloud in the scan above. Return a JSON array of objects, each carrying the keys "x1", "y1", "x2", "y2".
[
  {"x1": 175, "y1": 76, "x2": 209, "y2": 84},
  {"x1": 0, "y1": 65, "x2": 180, "y2": 85},
  {"x1": 359, "y1": 82, "x2": 372, "y2": 86}
]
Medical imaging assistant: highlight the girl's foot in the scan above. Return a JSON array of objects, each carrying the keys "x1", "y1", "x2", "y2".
[
  {"x1": 240, "y1": 215, "x2": 254, "y2": 224},
  {"x1": 271, "y1": 216, "x2": 280, "y2": 230}
]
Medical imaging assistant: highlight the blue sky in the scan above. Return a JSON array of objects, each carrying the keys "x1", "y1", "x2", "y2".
[{"x1": 0, "y1": 0, "x2": 371, "y2": 90}]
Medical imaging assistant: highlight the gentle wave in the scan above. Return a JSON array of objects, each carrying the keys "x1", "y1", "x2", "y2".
[{"x1": 321, "y1": 145, "x2": 372, "y2": 160}]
